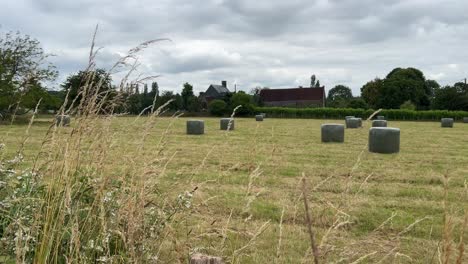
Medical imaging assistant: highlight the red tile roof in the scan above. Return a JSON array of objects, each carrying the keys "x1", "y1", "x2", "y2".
[{"x1": 259, "y1": 87, "x2": 325, "y2": 102}]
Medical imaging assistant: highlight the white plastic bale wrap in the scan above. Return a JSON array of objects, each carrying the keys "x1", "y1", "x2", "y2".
[
  {"x1": 55, "y1": 115, "x2": 71, "y2": 126},
  {"x1": 346, "y1": 117, "x2": 360, "y2": 128},
  {"x1": 255, "y1": 115, "x2": 264, "y2": 121},
  {"x1": 463, "y1": 117, "x2": 468, "y2": 123},
  {"x1": 441, "y1": 118, "x2": 454, "y2": 128},
  {"x1": 187, "y1": 120, "x2": 205, "y2": 135},
  {"x1": 220, "y1": 118, "x2": 234, "y2": 130},
  {"x1": 321, "y1": 124, "x2": 345, "y2": 143},
  {"x1": 369, "y1": 127, "x2": 400, "y2": 154},
  {"x1": 372, "y1": 120, "x2": 387, "y2": 127},
  {"x1": 345, "y1": 116, "x2": 355, "y2": 120}
]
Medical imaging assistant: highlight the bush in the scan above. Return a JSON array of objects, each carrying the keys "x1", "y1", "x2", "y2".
[
  {"x1": 229, "y1": 92, "x2": 254, "y2": 116},
  {"x1": 208, "y1": 99, "x2": 227, "y2": 116},
  {"x1": 254, "y1": 107, "x2": 468, "y2": 121},
  {"x1": 400, "y1": 100, "x2": 416, "y2": 110}
]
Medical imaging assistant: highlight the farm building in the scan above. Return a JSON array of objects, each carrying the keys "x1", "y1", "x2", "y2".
[
  {"x1": 259, "y1": 86, "x2": 326, "y2": 107},
  {"x1": 200, "y1": 81, "x2": 231, "y2": 104}
]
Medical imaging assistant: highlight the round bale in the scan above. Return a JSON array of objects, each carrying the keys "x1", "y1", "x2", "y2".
[
  {"x1": 55, "y1": 115, "x2": 71, "y2": 126},
  {"x1": 255, "y1": 115, "x2": 264, "y2": 121},
  {"x1": 377, "y1": 116, "x2": 385, "y2": 120},
  {"x1": 372, "y1": 120, "x2": 387, "y2": 127},
  {"x1": 321, "y1": 124, "x2": 345, "y2": 143},
  {"x1": 220, "y1": 118, "x2": 234, "y2": 130},
  {"x1": 369, "y1": 127, "x2": 400, "y2": 154},
  {"x1": 463, "y1": 117, "x2": 468, "y2": 123},
  {"x1": 357, "y1": 118, "x2": 363, "y2": 127},
  {"x1": 187, "y1": 120, "x2": 205, "y2": 135},
  {"x1": 346, "y1": 117, "x2": 360, "y2": 129},
  {"x1": 441, "y1": 118, "x2": 454, "y2": 128}
]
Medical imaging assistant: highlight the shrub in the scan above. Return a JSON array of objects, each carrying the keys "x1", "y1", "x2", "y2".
[
  {"x1": 400, "y1": 100, "x2": 416, "y2": 110},
  {"x1": 208, "y1": 99, "x2": 227, "y2": 116},
  {"x1": 254, "y1": 107, "x2": 468, "y2": 121}
]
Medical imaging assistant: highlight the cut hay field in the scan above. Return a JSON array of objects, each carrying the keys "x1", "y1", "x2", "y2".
[{"x1": 1, "y1": 116, "x2": 467, "y2": 263}]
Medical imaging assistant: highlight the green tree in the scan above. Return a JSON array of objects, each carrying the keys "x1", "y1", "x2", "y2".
[
  {"x1": 348, "y1": 98, "x2": 368, "y2": 109},
  {"x1": 425, "y1": 79, "x2": 440, "y2": 98},
  {"x1": 432, "y1": 84, "x2": 468, "y2": 111},
  {"x1": 181, "y1": 82, "x2": 194, "y2": 110},
  {"x1": 151, "y1": 81, "x2": 159, "y2": 97},
  {"x1": 378, "y1": 68, "x2": 430, "y2": 109},
  {"x1": 187, "y1": 96, "x2": 201, "y2": 112},
  {"x1": 229, "y1": 91, "x2": 254, "y2": 116},
  {"x1": 361, "y1": 78, "x2": 383, "y2": 109},
  {"x1": 0, "y1": 31, "x2": 58, "y2": 116},
  {"x1": 327, "y1": 85, "x2": 352, "y2": 108},
  {"x1": 61, "y1": 69, "x2": 113, "y2": 111},
  {"x1": 208, "y1": 99, "x2": 227, "y2": 116},
  {"x1": 315, "y1": 80, "x2": 321, "y2": 88}
]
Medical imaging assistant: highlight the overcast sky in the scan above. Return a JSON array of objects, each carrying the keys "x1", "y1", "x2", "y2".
[{"x1": 2, "y1": 0, "x2": 468, "y2": 95}]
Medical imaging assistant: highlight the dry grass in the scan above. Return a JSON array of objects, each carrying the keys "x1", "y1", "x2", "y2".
[{"x1": 1, "y1": 115, "x2": 467, "y2": 263}]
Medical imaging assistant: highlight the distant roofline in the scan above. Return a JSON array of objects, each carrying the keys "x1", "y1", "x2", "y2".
[{"x1": 264, "y1": 87, "x2": 325, "y2": 91}]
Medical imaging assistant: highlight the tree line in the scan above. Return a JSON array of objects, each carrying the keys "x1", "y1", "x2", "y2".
[
  {"x1": 327, "y1": 67, "x2": 468, "y2": 111},
  {"x1": 2, "y1": 31, "x2": 468, "y2": 120}
]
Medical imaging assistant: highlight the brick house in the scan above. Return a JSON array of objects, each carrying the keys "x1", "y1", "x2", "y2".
[{"x1": 259, "y1": 87, "x2": 326, "y2": 107}]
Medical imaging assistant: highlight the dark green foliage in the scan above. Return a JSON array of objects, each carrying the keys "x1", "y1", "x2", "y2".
[
  {"x1": 431, "y1": 83, "x2": 468, "y2": 111},
  {"x1": 255, "y1": 106, "x2": 468, "y2": 121},
  {"x1": 361, "y1": 69, "x2": 436, "y2": 110},
  {"x1": 379, "y1": 68, "x2": 431, "y2": 109},
  {"x1": 208, "y1": 99, "x2": 227, "y2": 116},
  {"x1": 361, "y1": 78, "x2": 383, "y2": 109},
  {"x1": 61, "y1": 69, "x2": 113, "y2": 111},
  {"x1": 327, "y1": 85, "x2": 353, "y2": 108},
  {"x1": 229, "y1": 91, "x2": 254, "y2": 116},
  {"x1": 0, "y1": 31, "x2": 58, "y2": 117},
  {"x1": 181, "y1": 82, "x2": 194, "y2": 110},
  {"x1": 348, "y1": 98, "x2": 368, "y2": 109},
  {"x1": 187, "y1": 96, "x2": 201, "y2": 112}
]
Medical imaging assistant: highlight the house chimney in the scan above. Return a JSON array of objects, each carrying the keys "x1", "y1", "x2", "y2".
[{"x1": 221, "y1": 80, "x2": 227, "y2": 87}]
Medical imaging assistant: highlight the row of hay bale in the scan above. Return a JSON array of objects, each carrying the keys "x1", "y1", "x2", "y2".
[
  {"x1": 187, "y1": 113, "x2": 268, "y2": 134},
  {"x1": 187, "y1": 118, "x2": 235, "y2": 134},
  {"x1": 323, "y1": 116, "x2": 399, "y2": 154}
]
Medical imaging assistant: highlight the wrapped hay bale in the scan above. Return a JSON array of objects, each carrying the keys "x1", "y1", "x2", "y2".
[
  {"x1": 220, "y1": 118, "x2": 234, "y2": 130},
  {"x1": 345, "y1": 116, "x2": 355, "y2": 120},
  {"x1": 357, "y1": 118, "x2": 362, "y2": 127},
  {"x1": 369, "y1": 127, "x2": 400, "y2": 154},
  {"x1": 187, "y1": 120, "x2": 205, "y2": 135},
  {"x1": 255, "y1": 115, "x2": 264, "y2": 121},
  {"x1": 441, "y1": 118, "x2": 454, "y2": 128},
  {"x1": 321, "y1": 124, "x2": 345, "y2": 143},
  {"x1": 55, "y1": 115, "x2": 71, "y2": 126},
  {"x1": 346, "y1": 117, "x2": 360, "y2": 128},
  {"x1": 372, "y1": 120, "x2": 387, "y2": 127},
  {"x1": 463, "y1": 117, "x2": 468, "y2": 123}
]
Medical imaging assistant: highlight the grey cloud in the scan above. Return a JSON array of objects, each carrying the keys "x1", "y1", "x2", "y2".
[{"x1": 1, "y1": 0, "x2": 468, "y2": 95}]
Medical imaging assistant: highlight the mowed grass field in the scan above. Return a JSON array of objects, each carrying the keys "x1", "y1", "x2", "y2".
[{"x1": 1, "y1": 116, "x2": 467, "y2": 263}]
